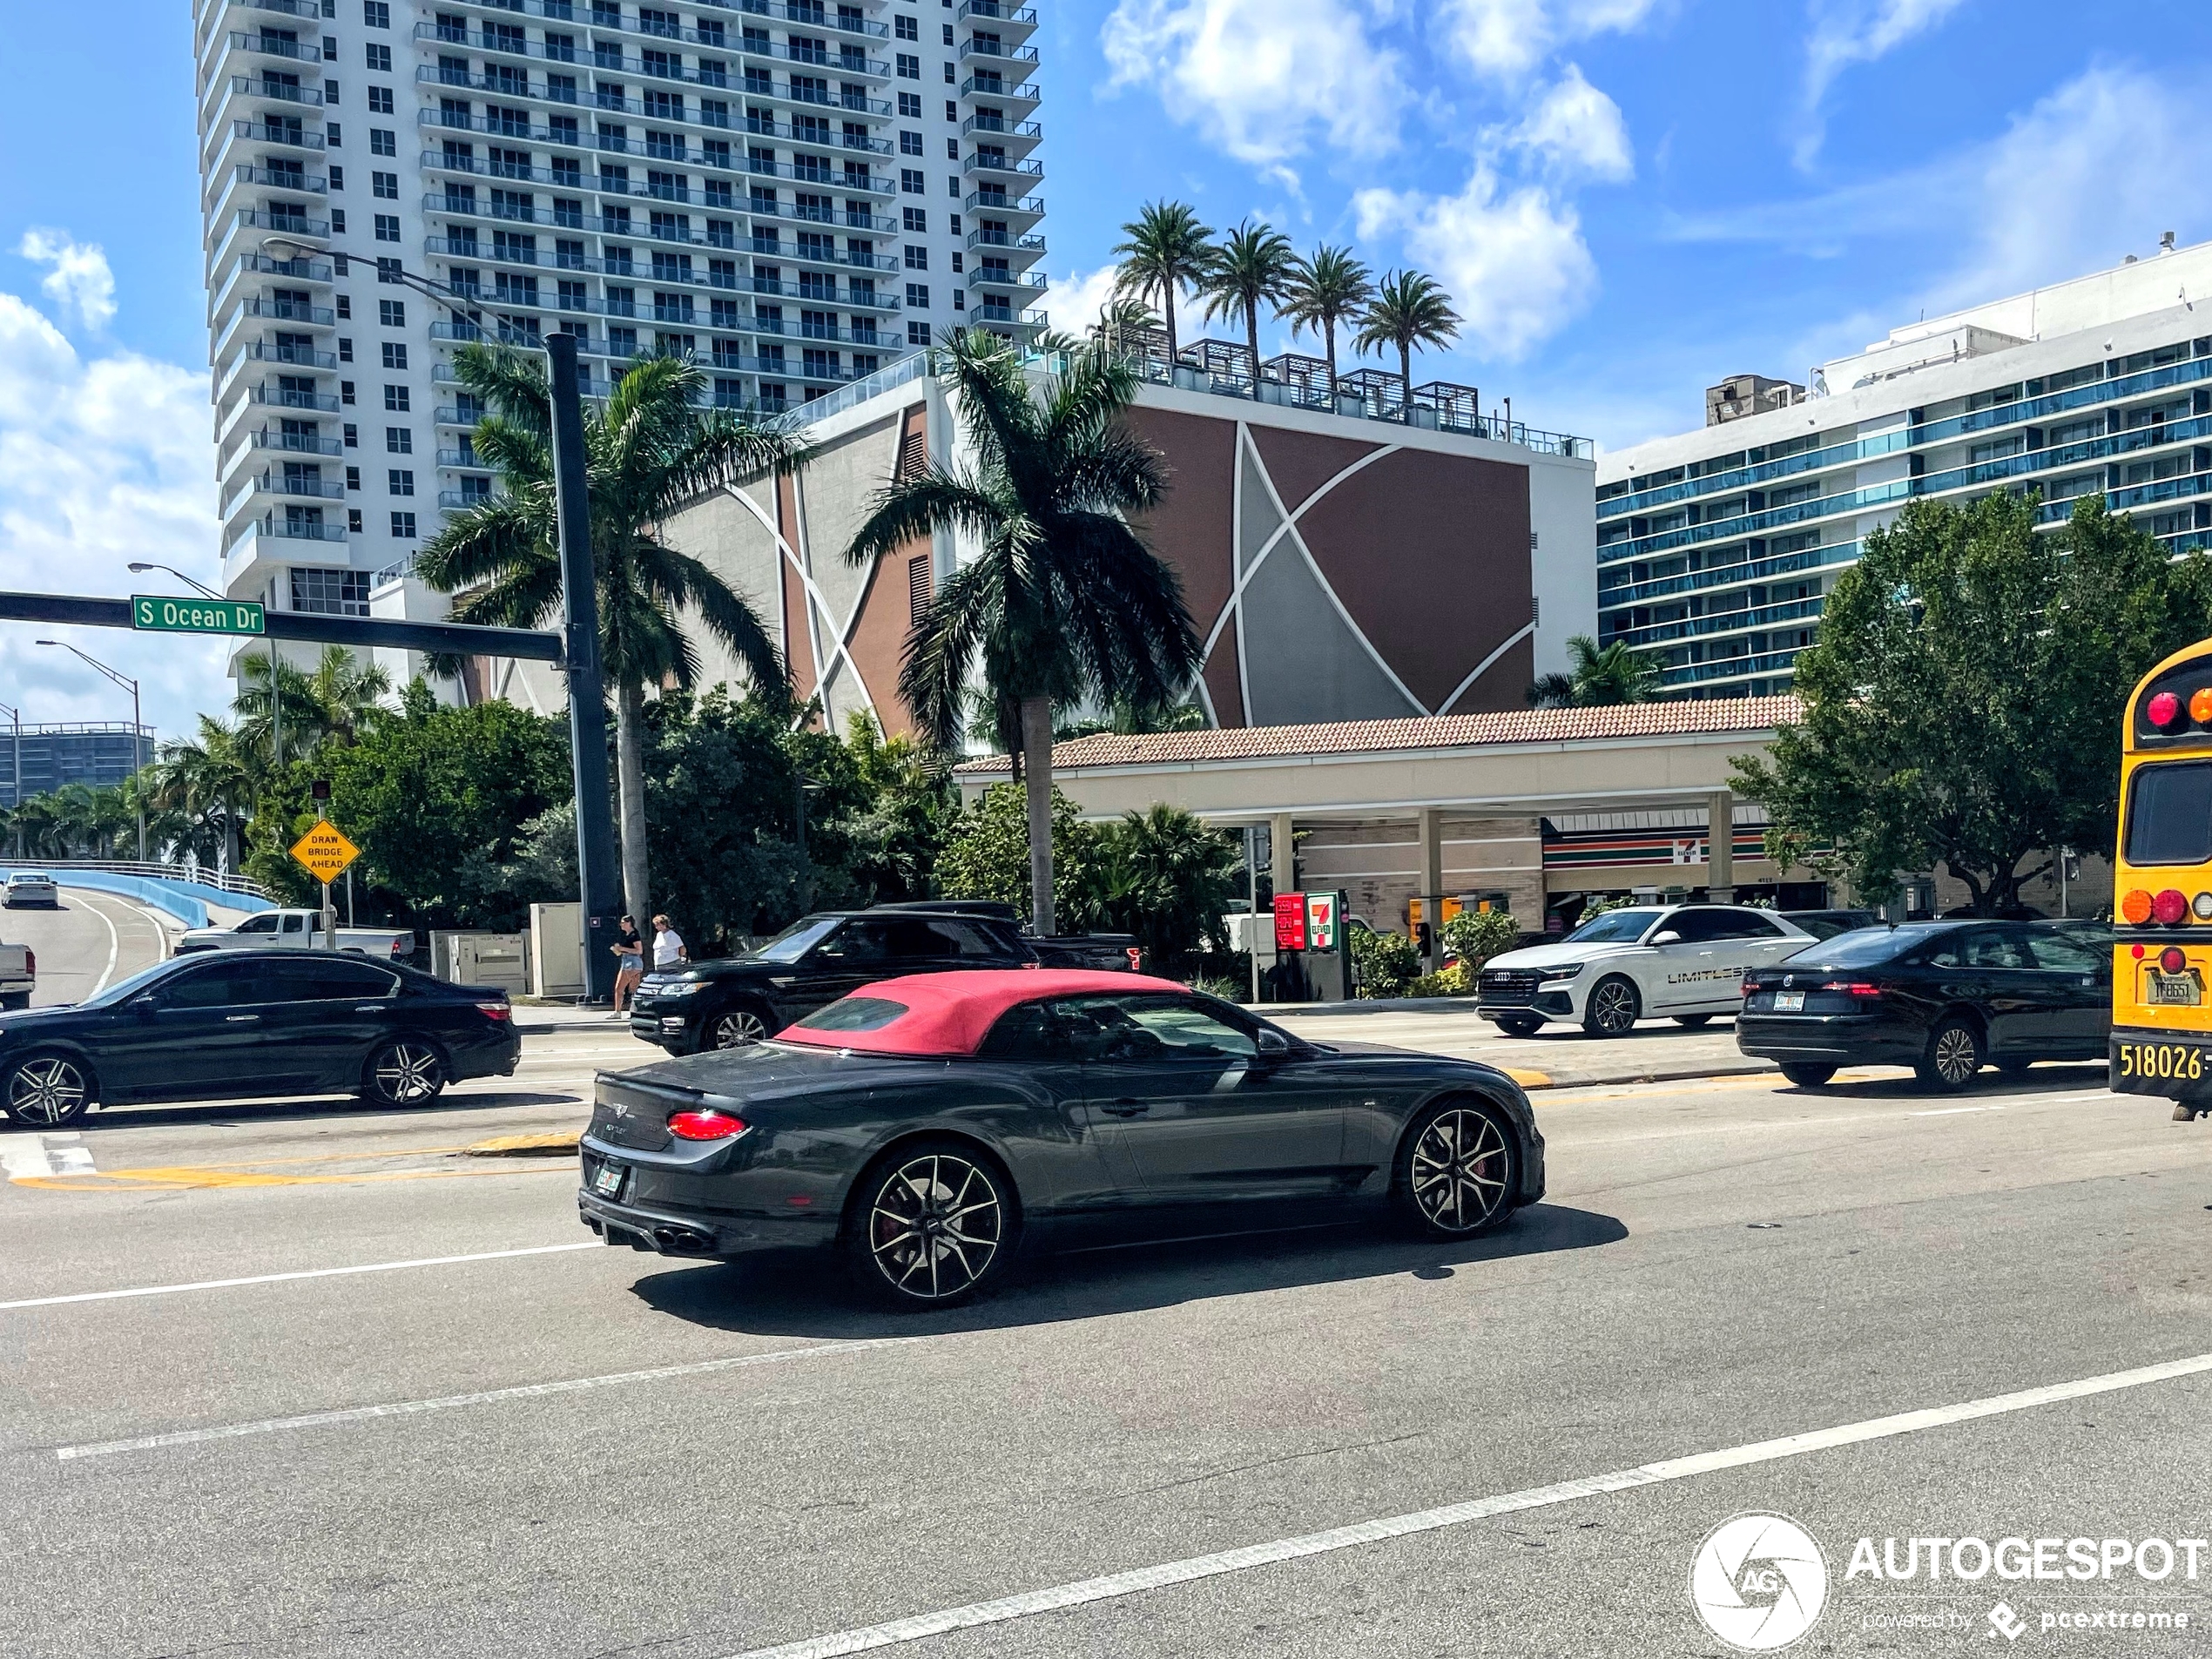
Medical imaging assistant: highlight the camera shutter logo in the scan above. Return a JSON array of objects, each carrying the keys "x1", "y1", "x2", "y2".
[{"x1": 1689, "y1": 1513, "x2": 1830, "y2": 1651}]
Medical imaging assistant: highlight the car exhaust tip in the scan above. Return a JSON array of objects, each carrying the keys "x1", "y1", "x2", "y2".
[{"x1": 651, "y1": 1225, "x2": 717, "y2": 1255}]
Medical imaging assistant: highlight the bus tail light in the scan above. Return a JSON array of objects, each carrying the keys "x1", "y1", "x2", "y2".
[
  {"x1": 2161, "y1": 947, "x2": 2188, "y2": 974},
  {"x1": 2191, "y1": 688, "x2": 2212, "y2": 725},
  {"x1": 2123, "y1": 889, "x2": 2155, "y2": 925},
  {"x1": 2150, "y1": 691, "x2": 2185, "y2": 729},
  {"x1": 2195, "y1": 893, "x2": 2212, "y2": 921},
  {"x1": 2155, "y1": 889, "x2": 2190, "y2": 926}
]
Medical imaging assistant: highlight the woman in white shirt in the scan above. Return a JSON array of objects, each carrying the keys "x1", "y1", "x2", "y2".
[{"x1": 651, "y1": 914, "x2": 688, "y2": 973}]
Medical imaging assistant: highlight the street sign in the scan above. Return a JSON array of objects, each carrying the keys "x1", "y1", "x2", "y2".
[
  {"x1": 291, "y1": 820, "x2": 361, "y2": 883},
  {"x1": 131, "y1": 595, "x2": 266, "y2": 636}
]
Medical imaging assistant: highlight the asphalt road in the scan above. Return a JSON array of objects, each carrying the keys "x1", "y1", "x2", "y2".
[
  {"x1": 5, "y1": 999, "x2": 2211, "y2": 1658},
  {"x1": 0, "y1": 888, "x2": 175, "y2": 1007}
]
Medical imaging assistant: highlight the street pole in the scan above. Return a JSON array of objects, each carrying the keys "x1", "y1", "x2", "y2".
[
  {"x1": 35, "y1": 642, "x2": 146, "y2": 863},
  {"x1": 270, "y1": 638, "x2": 282, "y2": 773},
  {"x1": 0, "y1": 702, "x2": 19, "y2": 858},
  {"x1": 547, "y1": 331, "x2": 623, "y2": 1003},
  {"x1": 131, "y1": 673, "x2": 145, "y2": 863}
]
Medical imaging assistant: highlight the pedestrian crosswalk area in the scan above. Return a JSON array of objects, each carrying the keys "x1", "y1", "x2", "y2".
[{"x1": 0, "y1": 1132, "x2": 96, "y2": 1183}]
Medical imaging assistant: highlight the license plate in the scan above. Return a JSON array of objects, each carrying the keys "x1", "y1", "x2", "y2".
[
  {"x1": 1773, "y1": 992, "x2": 1805, "y2": 1012},
  {"x1": 2148, "y1": 971, "x2": 2202, "y2": 1007},
  {"x1": 2114, "y1": 1042, "x2": 2208, "y2": 1088},
  {"x1": 589, "y1": 1160, "x2": 627, "y2": 1198}
]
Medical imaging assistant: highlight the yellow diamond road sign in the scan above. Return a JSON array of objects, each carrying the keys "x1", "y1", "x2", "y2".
[{"x1": 290, "y1": 821, "x2": 361, "y2": 884}]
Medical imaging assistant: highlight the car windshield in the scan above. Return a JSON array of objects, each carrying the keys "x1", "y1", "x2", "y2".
[
  {"x1": 1562, "y1": 908, "x2": 1664, "y2": 944},
  {"x1": 746, "y1": 915, "x2": 842, "y2": 964},
  {"x1": 1781, "y1": 927, "x2": 1912, "y2": 969}
]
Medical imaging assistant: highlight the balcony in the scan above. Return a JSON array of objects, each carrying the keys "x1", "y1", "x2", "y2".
[
  {"x1": 959, "y1": 74, "x2": 1041, "y2": 117},
  {"x1": 222, "y1": 469, "x2": 347, "y2": 519},
  {"x1": 417, "y1": 63, "x2": 890, "y2": 120},
  {"x1": 435, "y1": 449, "x2": 490, "y2": 469},
  {"x1": 967, "y1": 226, "x2": 1044, "y2": 257},
  {"x1": 968, "y1": 301, "x2": 1045, "y2": 328},
  {"x1": 233, "y1": 206, "x2": 331, "y2": 242},
  {"x1": 417, "y1": 23, "x2": 891, "y2": 82},
  {"x1": 223, "y1": 72, "x2": 325, "y2": 108},
  {"x1": 225, "y1": 30, "x2": 326, "y2": 67},
  {"x1": 958, "y1": 37, "x2": 1039, "y2": 66},
  {"x1": 240, "y1": 297, "x2": 335, "y2": 327},
  {"x1": 960, "y1": 115, "x2": 1042, "y2": 158},
  {"x1": 228, "y1": 117, "x2": 324, "y2": 152},
  {"x1": 247, "y1": 384, "x2": 342, "y2": 414},
  {"x1": 227, "y1": 513, "x2": 349, "y2": 557},
  {"x1": 438, "y1": 489, "x2": 499, "y2": 510},
  {"x1": 957, "y1": 1, "x2": 1038, "y2": 42},
  {"x1": 418, "y1": 106, "x2": 891, "y2": 159},
  {"x1": 961, "y1": 152, "x2": 1043, "y2": 184},
  {"x1": 964, "y1": 189, "x2": 1043, "y2": 229},
  {"x1": 231, "y1": 163, "x2": 327, "y2": 196},
  {"x1": 239, "y1": 341, "x2": 338, "y2": 370},
  {"x1": 423, "y1": 0, "x2": 887, "y2": 42},
  {"x1": 250, "y1": 428, "x2": 344, "y2": 457},
  {"x1": 968, "y1": 268, "x2": 1045, "y2": 298}
]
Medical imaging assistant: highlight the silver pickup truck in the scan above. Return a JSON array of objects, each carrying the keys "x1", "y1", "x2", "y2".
[
  {"x1": 175, "y1": 908, "x2": 415, "y2": 961},
  {"x1": 0, "y1": 941, "x2": 30, "y2": 1010}
]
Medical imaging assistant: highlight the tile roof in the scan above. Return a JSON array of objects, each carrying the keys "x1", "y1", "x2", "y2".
[{"x1": 953, "y1": 696, "x2": 1804, "y2": 774}]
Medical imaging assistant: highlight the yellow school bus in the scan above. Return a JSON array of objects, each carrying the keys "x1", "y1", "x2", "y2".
[{"x1": 2113, "y1": 640, "x2": 2212, "y2": 1112}]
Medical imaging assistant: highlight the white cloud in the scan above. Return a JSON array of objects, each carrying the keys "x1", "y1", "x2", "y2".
[
  {"x1": 1797, "y1": 0, "x2": 1967, "y2": 165},
  {"x1": 1356, "y1": 166, "x2": 1598, "y2": 360},
  {"x1": 1672, "y1": 64, "x2": 2212, "y2": 317},
  {"x1": 0, "y1": 280, "x2": 224, "y2": 737},
  {"x1": 17, "y1": 229, "x2": 117, "y2": 332},
  {"x1": 1512, "y1": 64, "x2": 1634, "y2": 181},
  {"x1": 1051, "y1": 265, "x2": 1123, "y2": 334},
  {"x1": 1438, "y1": 0, "x2": 1662, "y2": 82},
  {"x1": 1101, "y1": 0, "x2": 1406, "y2": 165}
]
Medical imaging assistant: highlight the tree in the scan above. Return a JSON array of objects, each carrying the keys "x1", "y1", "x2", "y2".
[
  {"x1": 1094, "y1": 294, "x2": 1160, "y2": 357},
  {"x1": 840, "y1": 711, "x2": 958, "y2": 903},
  {"x1": 1055, "y1": 695, "x2": 1209, "y2": 740},
  {"x1": 844, "y1": 330, "x2": 1204, "y2": 934},
  {"x1": 1197, "y1": 220, "x2": 1296, "y2": 395},
  {"x1": 1527, "y1": 634, "x2": 1661, "y2": 707},
  {"x1": 934, "y1": 781, "x2": 1107, "y2": 927},
  {"x1": 1731, "y1": 492, "x2": 2212, "y2": 914},
  {"x1": 415, "y1": 342, "x2": 808, "y2": 924},
  {"x1": 1113, "y1": 200, "x2": 1214, "y2": 365},
  {"x1": 1353, "y1": 270, "x2": 1462, "y2": 421},
  {"x1": 145, "y1": 716, "x2": 256, "y2": 873},
  {"x1": 1091, "y1": 805, "x2": 1242, "y2": 977},
  {"x1": 1278, "y1": 244, "x2": 1374, "y2": 390}
]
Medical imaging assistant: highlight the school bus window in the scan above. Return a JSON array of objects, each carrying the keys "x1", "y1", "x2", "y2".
[{"x1": 2124, "y1": 759, "x2": 2212, "y2": 866}]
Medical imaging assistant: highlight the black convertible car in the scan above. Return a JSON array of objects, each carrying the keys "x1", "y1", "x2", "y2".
[
  {"x1": 580, "y1": 969, "x2": 1548, "y2": 1307},
  {"x1": 0, "y1": 949, "x2": 521, "y2": 1127}
]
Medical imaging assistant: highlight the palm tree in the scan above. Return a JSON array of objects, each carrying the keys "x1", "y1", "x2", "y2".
[
  {"x1": 1529, "y1": 635, "x2": 1662, "y2": 707},
  {"x1": 1094, "y1": 294, "x2": 1161, "y2": 359},
  {"x1": 1353, "y1": 270, "x2": 1463, "y2": 422},
  {"x1": 1198, "y1": 221, "x2": 1296, "y2": 396},
  {"x1": 845, "y1": 329, "x2": 1203, "y2": 934},
  {"x1": 1278, "y1": 245, "x2": 1373, "y2": 391},
  {"x1": 147, "y1": 716, "x2": 257, "y2": 873},
  {"x1": 416, "y1": 341, "x2": 809, "y2": 921},
  {"x1": 1112, "y1": 200, "x2": 1213, "y2": 367},
  {"x1": 303, "y1": 646, "x2": 393, "y2": 746},
  {"x1": 232, "y1": 651, "x2": 322, "y2": 772}
]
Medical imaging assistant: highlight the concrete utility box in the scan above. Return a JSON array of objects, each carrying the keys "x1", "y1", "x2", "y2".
[
  {"x1": 433, "y1": 931, "x2": 531, "y2": 995},
  {"x1": 529, "y1": 902, "x2": 585, "y2": 999}
]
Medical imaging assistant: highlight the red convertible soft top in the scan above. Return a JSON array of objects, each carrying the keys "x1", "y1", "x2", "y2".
[{"x1": 778, "y1": 968, "x2": 1190, "y2": 1058}]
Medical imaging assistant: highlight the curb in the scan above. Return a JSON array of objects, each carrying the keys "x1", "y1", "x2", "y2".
[
  {"x1": 1508, "y1": 1058, "x2": 1779, "y2": 1092},
  {"x1": 462, "y1": 1132, "x2": 581, "y2": 1157}
]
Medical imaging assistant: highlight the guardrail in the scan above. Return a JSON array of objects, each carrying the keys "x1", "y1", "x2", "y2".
[{"x1": 0, "y1": 859, "x2": 269, "y2": 900}]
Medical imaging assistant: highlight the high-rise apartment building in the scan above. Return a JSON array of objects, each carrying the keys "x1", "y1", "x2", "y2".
[
  {"x1": 193, "y1": 0, "x2": 1046, "y2": 651},
  {"x1": 1597, "y1": 239, "x2": 2212, "y2": 698}
]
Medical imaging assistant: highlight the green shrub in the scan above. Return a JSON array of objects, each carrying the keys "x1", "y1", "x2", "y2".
[
  {"x1": 1351, "y1": 927, "x2": 1423, "y2": 998},
  {"x1": 1441, "y1": 907, "x2": 1520, "y2": 968}
]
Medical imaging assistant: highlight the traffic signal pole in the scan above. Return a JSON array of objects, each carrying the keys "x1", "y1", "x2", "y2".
[{"x1": 546, "y1": 332, "x2": 624, "y2": 1004}]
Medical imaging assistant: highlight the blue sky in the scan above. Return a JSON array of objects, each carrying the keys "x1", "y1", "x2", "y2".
[{"x1": 4, "y1": 0, "x2": 2212, "y2": 730}]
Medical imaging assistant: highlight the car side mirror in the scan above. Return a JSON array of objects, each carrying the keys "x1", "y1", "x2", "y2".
[
  {"x1": 1256, "y1": 1028, "x2": 1291, "y2": 1056},
  {"x1": 1651, "y1": 930, "x2": 1683, "y2": 946},
  {"x1": 132, "y1": 995, "x2": 158, "y2": 1016}
]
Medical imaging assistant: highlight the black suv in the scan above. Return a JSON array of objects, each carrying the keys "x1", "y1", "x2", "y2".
[{"x1": 628, "y1": 905, "x2": 1140, "y2": 1053}]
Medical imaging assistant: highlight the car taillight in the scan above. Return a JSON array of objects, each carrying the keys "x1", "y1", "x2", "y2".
[
  {"x1": 667, "y1": 1109, "x2": 748, "y2": 1142},
  {"x1": 1822, "y1": 981, "x2": 1883, "y2": 997},
  {"x1": 475, "y1": 1001, "x2": 511, "y2": 1021},
  {"x1": 2155, "y1": 888, "x2": 2189, "y2": 926},
  {"x1": 1742, "y1": 979, "x2": 1758, "y2": 997},
  {"x1": 21, "y1": 949, "x2": 30, "y2": 974}
]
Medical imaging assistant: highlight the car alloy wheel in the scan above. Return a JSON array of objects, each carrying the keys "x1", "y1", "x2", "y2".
[
  {"x1": 860, "y1": 1149, "x2": 1007, "y2": 1305},
  {"x1": 1918, "y1": 1017, "x2": 1983, "y2": 1092},
  {"x1": 1585, "y1": 977, "x2": 1639, "y2": 1036},
  {"x1": 368, "y1": 1040, "x2": 445, "y2": 1106},
  {"x1": 711, "y1": 1008, "x2": 769, "y2": 1049},
  {"x1": 1404, "y1": 1104, "x2": 1514, "y2": 1236},
  {"x1": 4, "y1": 1055, "x2": 89, "y2": 1128}
]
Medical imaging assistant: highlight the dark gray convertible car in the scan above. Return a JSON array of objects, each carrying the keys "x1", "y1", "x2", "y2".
[{"x1": 578, "y1": 969, "x2": 1547, "y2": 1307}]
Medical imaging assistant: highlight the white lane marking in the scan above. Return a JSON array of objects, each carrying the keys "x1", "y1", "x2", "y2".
[
  {"x1": 1911, "y1": 1104, "x2": 2004, "y2": 1117},
  {"x1": 56, "y1": 1339, "x2": 904, "y2": 1460},
  {"x1": 726, "y1": 1349, "x2": 2212, "y2": 1659},
  {"x1": 0, "y1": 1134, "x2": 54, "y2": 1180},
  {"x1": 0, "y1": 1241, "x2": 599, "y2": 1312},
  {"x1": 82, "y1": 894, "x2": 120, "y2": 997},
  {"x1": 48, "y1": 1147, "x2": 95, "y2": 1175}
]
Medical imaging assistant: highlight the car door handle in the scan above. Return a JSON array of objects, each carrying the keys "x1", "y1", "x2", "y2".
[
  {"x1": 1099, "y1": 1100, "x2": 1149, "y2": 1117},
  {"x1": 225, "y1": 1014, "x2": 260, "y2": 1022},
  {"x1": 354, "y1": 1005, "x2": 388, "y2": 1013}
]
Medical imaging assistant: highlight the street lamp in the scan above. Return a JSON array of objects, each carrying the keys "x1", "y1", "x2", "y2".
[
  {"x1": 132, "y1": 559, "x2": 280, "y2": 766},
  {"x1": 36, "y1": 641, "x2": 146, "y2": 862},
  {"x1": 0, "y1": 700, "x2": 19, "y2": 858}
]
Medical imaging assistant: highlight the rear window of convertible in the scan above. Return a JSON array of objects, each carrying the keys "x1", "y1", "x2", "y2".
[{"x1": 790, "y1": 996, "x2": 909, "y2": 1034}]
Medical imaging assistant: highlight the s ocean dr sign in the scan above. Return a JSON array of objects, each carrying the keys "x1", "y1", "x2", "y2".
[{"x1": 132, "y1": 595, "x2": 266, "y2": 636}]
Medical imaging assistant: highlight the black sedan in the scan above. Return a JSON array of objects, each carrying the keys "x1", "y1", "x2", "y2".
[
  {"x1": 579, "y1": 969, "x2": 1548, "y2": 1307},
  {"x1": 0, "y1": 949, "x2": 521, "y2": 1127},
  {"x1": 1737, "y1": 921, "x2": 2112, "y2": 1090}
]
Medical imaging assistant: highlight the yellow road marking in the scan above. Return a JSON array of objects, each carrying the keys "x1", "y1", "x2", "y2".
[
  {"x1": 1501, "y1": 1069, "x2": 1552, "y2": 1088},
  {"x1": 462, "y1": 1132, "x2": 582, "y2": 1157},
  {"x1": 14, "y1": 1163, "x2": 573, "y2": 1192}
]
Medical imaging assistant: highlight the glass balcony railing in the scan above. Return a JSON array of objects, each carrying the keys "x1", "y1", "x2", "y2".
[
  {"x1": 226, "y1": 30, "x2": 324, "y2": 64},
  {"x1": 226, "y1": 72, "x2": 324, "y2": 106},
  {"x1": 424, "y1": 0, "x2": 887, "y2": 41},
  {"x1": 250, "y1": 428, "x2": 344, "y2": 456},
  {"x1": 231, "y1": 118, "x2": 323, "y2": 152}
]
